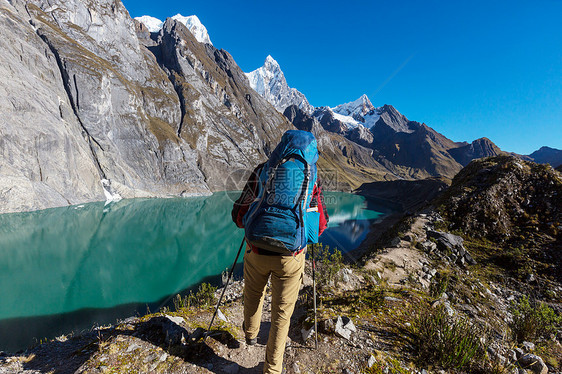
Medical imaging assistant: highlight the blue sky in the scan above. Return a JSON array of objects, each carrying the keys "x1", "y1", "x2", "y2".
[{"x1": 122, "y1": 0, "x2": 562, "y2": 155}]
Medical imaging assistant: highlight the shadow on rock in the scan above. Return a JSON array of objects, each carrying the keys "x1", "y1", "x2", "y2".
[
  {"x1": 135, "y1": 316, "x2": 241, "y2": 372},
  {"x1": 20, "y1": 315, "x2": 244, "y2": 374}
]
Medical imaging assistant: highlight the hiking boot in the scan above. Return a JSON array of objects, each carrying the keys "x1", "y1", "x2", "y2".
[{"x1": 242, "y1": 321, "x2": 257, "y2": 345}]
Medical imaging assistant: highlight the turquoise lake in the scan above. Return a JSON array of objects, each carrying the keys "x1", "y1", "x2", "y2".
[{"x1": 0, "y1": 191, "x2": 386, "y2": 352}]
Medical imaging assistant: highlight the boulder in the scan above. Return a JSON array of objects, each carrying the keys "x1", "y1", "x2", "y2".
[
  {"x1": 143, "y1": 315, "x2": 188, "y2": 346},
  {"x1": 421, "y1": 241, "x2": 437, "y2": 252},
  {"x1": 301, "y1": 327, "x2": 315, "y2": 342},
  {"x1": 427, "y1": 230, "x2": 477, "y2": 265},
  {"x1": 427, "y1": 230, "x2": 464, "y2": 251},
  {"x1": 216, "y1": 309, "x2": 228, "y2": 323},
  {"x1": 519, "y1": 354, "x2": 548, "y2": 374},
  {"x1": 390, "y1": 237, "x2": 401, "y2": 247},
  {"x1": 334, "y1": 316, "x2": 356, "y2": 340},
  {"x1": 321, "y1": 318, "x2": 335, "y2": 333},
  {"x1": 367, "y1": 355, "x2": 376, "y2": 368}
]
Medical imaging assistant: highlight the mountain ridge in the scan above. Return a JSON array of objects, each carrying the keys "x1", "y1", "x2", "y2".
[
  {"x1": 0, "y1": 0, "x2": 560, "y2": 214},
  {"x1": 246, "y1": 57, "x2": 561, "y2": 173},
  {"x1": 245, "y1": 55, "x2": 314, "y2": 115},
  {"x1": 528, "y1": 146, "x2": 562, "y2": 168}
]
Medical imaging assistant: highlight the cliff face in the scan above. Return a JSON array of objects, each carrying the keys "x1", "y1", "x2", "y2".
[
  {"x1": 0, "y1": 0, "x2": 293, "y2": 213},
  {"x1": 0, "y1": 0, "x2": 103, "y2": 213},
  {"x1": 154, "y1": 19, "x2": 292, "y2": 190}
]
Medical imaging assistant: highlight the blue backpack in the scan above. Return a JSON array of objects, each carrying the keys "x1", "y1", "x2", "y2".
[{"x1": 243, "y1": 130, "x2": 320, "y2": 254}]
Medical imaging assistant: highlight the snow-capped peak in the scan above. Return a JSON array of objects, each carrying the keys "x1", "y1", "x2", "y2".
[
  {"x1": 265, "y1": 55, "x2": 279, "y2": 67},
  {"x1": 329, "y1": 95, "x2": 381, "y2": 129},
  {"x1": 134, "y1": 14, "x2": 213, "y2": 45},
  {"x1": 134, "y1": 15, "x2": 163, "y2": 33},
  {"x1": 332, "y1": 94, "x2": 375, "y2": 118},
  {"x1": 170, "y1": 14, "x2": 212, "y2": 45},
  {"x1": 246, "y1": 55, "x2": 313, "y2": 115}
]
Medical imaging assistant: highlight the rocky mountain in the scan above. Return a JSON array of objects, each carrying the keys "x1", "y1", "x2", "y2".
[
  {"x1": 311, "y1": 96, "x2": 381, "y2": 146},
  {"x1": 330, "y1": 94, "x2": 382, "y2": 129},
  {"x1": 284, "y1": 103, "x2": 505, "y2": 183},
  {"x1": 371, "y1": 104, "x2": 420, "y2": 135},
  {"x1": 527, "y1": 146, "x2": 562, "y2": 168},
  {"x1": 1, "y1": 0, "x2": 556, "y2": 215},
  {"x1": 135, "y1": 14, "x2": 213, "y2": 45},
  {"x1": 245, "y1": 55, "x2": 314, "y2": 115},
  {"x1": 437, "y1": 155, "x2": 562, "y2": 243},
  {"x1": 435, "y1": 155, "x2": 562, "y2": 282},
  {"x1": 371, "y1": 119, "x2": 461, "y2": 179},
  {"x1": 448, "y1": 137, "x2": 502, "y2": 166},
  {"x1": 282, "y1": 105, "x2": 396, "y2": 190},
  {"x1": 314, "y1": 102, "x2": 503, "y2": 181},
  {"x1": 245, "y1": 57, "x2": 513, "y2": 182},
  {"x1": 312, "y1": 107, "x2": 350, "y2": 135},
  {"x1": 0, "y1": 0, "x2": 294, "y2": 213},
  {"x1": 134, "y1": 15, "x2": 163, "y2": 33}
]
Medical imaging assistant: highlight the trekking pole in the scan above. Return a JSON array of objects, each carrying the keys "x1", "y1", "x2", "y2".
[
  {"x1": 311, "y1": 244, "x2": 318, "y2": 349},
  {"x1": 204, "y1": 237, "x2": 246, "y2": 341}
]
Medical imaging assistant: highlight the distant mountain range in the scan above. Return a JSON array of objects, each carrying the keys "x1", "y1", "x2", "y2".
[
  {"x1": 0, "y1": 1, "x2": 559, "y2": 214},
  {"x1": 243, "y1": 53, "x2": 562, "y2": 172},
  {"x1": 526, "y1": 146, "x2": 562, "y2": 168}
]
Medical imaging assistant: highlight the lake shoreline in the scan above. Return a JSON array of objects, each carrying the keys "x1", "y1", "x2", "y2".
[{"x1": 0, "y1": 191, "x2": 386, "y2": 353}]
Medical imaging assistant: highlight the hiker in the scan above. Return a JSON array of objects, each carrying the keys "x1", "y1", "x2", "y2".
[{"x1": 231, "y1": 130, "x2": 329, "y2": 374}]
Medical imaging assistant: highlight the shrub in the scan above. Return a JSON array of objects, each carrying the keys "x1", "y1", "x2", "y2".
[
  {"x1": 196, "y1": 282, "x2": 217, "y2": 307},
  {"x1": 364, "y1": 357, "x2": 409, "y2": 374},
  {"x1": 173, "y1": 292, "x2": 194, "y2": 311},
  {"x1": 510, "y1": 295, "x2": 562, "y2": 343},
  {"x1": 311, "y1": 244, "x2": 343, "y2": 289},
  {"x1": 429, "y1": 271, "x2": 450, "y2": 298},
  {"x1": 408, "y1": 303, "x2": 484, "y2": 370},
  {"x1": 173, "y1": 282, "x2": 217, "y2": 311}
]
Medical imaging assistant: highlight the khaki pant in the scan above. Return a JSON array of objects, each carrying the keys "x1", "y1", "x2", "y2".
[{"x1": 243, "y1": 246, "x2": 305, "y2": 374}]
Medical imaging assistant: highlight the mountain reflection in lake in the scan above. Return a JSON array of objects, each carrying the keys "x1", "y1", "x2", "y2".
[
  {"x1": 320, "y1": 192, "x2": 385, "y2": 255},
  {"x1": 0, "y1": 191, "x2": 386, "y2": 352}
]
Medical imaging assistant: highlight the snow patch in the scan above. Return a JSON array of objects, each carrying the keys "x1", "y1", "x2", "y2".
[
  {"x1": 101, "y1": 179, "x2": 122, "y2": 204},
  {"x1": 330, "y1": 94, "x2": 381, "y2": 129},
  {"x1": 171, "y1": 14, "x2": 213, "y2": 45},
  {"x1": 134, "y1": 15, "x2": 163, "y2": 33},
  {"x1": 330, "y1": 110, "x2": 362, "y2": 129},
  {"x1": 135, "y1": 14, "x2": 213, "y2": 45}
]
